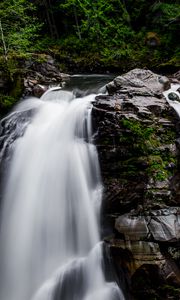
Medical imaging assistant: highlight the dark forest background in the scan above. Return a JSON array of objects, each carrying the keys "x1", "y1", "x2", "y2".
[{"x1": 0, "y1": 0, "x2": 179, "y2": 73}]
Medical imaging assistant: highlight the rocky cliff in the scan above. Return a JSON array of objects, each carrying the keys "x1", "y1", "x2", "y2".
[
  {"x1": 0, "y1": 55, "x2": 69, "y2": 116},
  {"x1": 92, "y1": 69, "x2": 180, "y2": 299}
]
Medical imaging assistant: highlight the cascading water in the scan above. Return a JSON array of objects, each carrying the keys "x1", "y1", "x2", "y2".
[
  {"x1": 0, "y1": 83, "x2": 124, "y2": 300},
  {"x1": 163, "y1": 84, "x2": 180, "y2": 115}
]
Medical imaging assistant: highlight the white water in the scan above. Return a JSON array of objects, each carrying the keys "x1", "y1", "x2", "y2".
[
  {"x1": 163, "y1": 84, "x2": 180, "y2": 115},
  {"x1": 0, "y1": 89, "x2": 124, "y2": 300}
]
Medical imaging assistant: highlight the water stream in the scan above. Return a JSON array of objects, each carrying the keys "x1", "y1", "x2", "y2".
[
  {"x1": 0, "y1": 76, "x2": 124, "y2": 300},
  {"x1": 163, "y1": 84, "x2": 180, "y2": 115}
]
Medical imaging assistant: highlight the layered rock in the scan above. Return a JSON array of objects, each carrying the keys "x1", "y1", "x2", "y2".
[
  {"x1": 23, "y1": 55, "x2": 70, "y2": 97},
  {"x1": 115, "y1": 207, "x2": 180, "y2": 243},
  {"x1": 0, "y1": 55, "x2": 70, "y2": 115},
  {"x1": 92, "y1": 68, "x2": 180, "y2": 299}
]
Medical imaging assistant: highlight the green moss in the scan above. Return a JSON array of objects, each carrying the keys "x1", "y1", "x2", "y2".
[
  {"x1": 0, "y1": 94, "x2": 17, "y2": 114},
  {"x1": 9, "y1": 74, "x2": 24, "y2": 99},
  {"x1": 121, "y1": 119, "x2": 159, "y2": 154},
  {"x1": 122, "y1": 119, "x2": 155, "y2": 139},
  {"x1": 120, "y1": 119, "x2": 177, "y2": 181},
  {"x1": 147, "y1": 155, "x2": 168, "y2": 181},
  {"x1": 159, "y1": 285, "x2": 180, "y2": 298},
  {"x1": 0, "y1": 55, "x2": 24, "y2": 116}
]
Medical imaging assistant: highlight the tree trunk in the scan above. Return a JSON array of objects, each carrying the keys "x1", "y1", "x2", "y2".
[
  {"x1": 73, "y1": 5, "x2": 81, "y2": 40},
  {"x1": 0, "y1": 19, "x2": 8, "y2": 61},
  {"x1": 42, "y1": 0, "x2": 58, "y2": 39}
]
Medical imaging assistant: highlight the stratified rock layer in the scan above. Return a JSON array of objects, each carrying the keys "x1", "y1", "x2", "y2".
[
  {"x1": 92, "y1": 68, "x2": 180, "y2": 299},
  {"x1": 23, "y1": 55, "x2": 70, "y2": 97},
  {"x1": 115, "y1": 208, "x2": 180, "y2": 243}
]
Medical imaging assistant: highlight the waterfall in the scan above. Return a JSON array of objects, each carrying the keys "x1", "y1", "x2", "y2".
[
  {"x1": 163, "y1": 84, "x2": 180, "y2": 115},
  {"x1": 0, "y1": 87, "x2": 124, "y2": 300}
]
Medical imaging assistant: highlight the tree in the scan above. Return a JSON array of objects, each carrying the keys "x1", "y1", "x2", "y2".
[
  {"x1": 0, "y1": 0, "x2": 41, "y2": 55},
  {"x1": 59, "y1": 0, "x2": 133, "y2": 46},
  {"x1": 33, "y1": 0, "x2": 59, "y2": 39},
  {"x1": 0, "y1": 19, "x2": 8, "y2": 61}
]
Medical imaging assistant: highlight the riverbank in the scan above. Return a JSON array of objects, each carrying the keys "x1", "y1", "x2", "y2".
[{"x1": 0, "y1": 52, "x2": 179, "y2": 118}]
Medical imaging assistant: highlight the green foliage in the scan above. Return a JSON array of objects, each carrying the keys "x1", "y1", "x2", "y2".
[
  {"x1": 122, "y1": 119, "x2": 154, "y2": 139},
  {"x1": 0, "y1": 95, "x2": 16, "y2": 107},
  {"x1": 61, "y1": 1, "x2": 121, "y2": 36},
  {"x1": 56, "y1": 0, "x2": 179, "y2": 70},
  {"x1": 159, "y1": 285, "x2": 180, "y2": 298},
  {"x1": 147, "y1": 155, "x2": 168, "y2": 181},
  {"x1": 59, "y1": 0, "x2": 134, "y2": 48},
  {"x1": 150, "y1": 2, "x2": 180, "y2": 50},
  {"x1": 0, "y1": 0, "x2": 179, "y2": 71},
  {"x1": 151, "y1": 2, "x2": 179, "y2": 25},
  {"x1": 0, "y1": 94, "x2": 17, "y2": 115},
  {"x1": 121, "y1": 118, "x2": 177, "y2": 181},
  {"x1": 122, "y1": 119, "x2": 157, "y2": 153},
  {"x1": 0, "y1": 0, "x2": 42, "y2": 55}
]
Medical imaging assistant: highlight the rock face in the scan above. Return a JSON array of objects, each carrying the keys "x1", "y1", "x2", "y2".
[
  {"x1": 115, "y1": 207, "x2": 180, "y2": 243},
  {"x1": 92, "y1": 69, "x2": 180, "y2": 299},
  {"x1": 0, "y1": 55, "x2": 70, "y2": 113},
  {"x1": 23, "y1": 55, "x2": 70, "y2": 97}
]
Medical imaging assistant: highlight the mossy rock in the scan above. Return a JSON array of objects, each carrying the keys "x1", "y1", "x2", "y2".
[{"x1": 0, "y1": 94, "x2": 17, "y2": 116}]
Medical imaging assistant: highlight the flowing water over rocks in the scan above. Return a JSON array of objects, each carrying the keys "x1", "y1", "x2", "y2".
[
  {"x1": 0, "y1": 69, "x2": 180, "y2": 300},
  {"x1": 0, "y1": 85, "x2": 124, "y2": 300}
]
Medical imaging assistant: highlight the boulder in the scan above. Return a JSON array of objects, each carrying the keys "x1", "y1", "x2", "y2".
[
  {"x1": 33, "y1": 84, "x2": 47, "y2": 98},
  {"x1": 106, "y1": 68, "x2": 170, "y2": 95},
  {"x1": 115, "y1": 208, "x2": 180, "y2": 243},
  {"x1": 115, "y1": 215, "x2": 149, "y2": 241}
]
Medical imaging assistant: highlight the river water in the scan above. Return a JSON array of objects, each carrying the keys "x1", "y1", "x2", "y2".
[{"x1": 0, "y1": 75, "x2": 124, "y2": 300}]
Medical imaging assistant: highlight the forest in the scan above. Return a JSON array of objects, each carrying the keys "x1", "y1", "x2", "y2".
[{"x1": 0, "y1": 0, "x2": 179, "y2": 73}]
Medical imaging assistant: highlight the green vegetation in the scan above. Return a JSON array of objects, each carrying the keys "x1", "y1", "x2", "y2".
[
  {"x1": 0, "y1": 0, "x2": 179, "y2": 72},
  {"x1": 0, "y1": 0, "x2": 41, "y2": 57},
  {"x1": 159, "y1": 285, "x2": 180, "y2": 299},
  {"x1": 0, "y1": 94, "x2": 17, "y2": 115},
  {"x1": 121, "y1": 119, "x2": 159, "y2": 154},
  {"x1": 121, "y1": 119, "x2": 177, "y2": 181},
  {"x1": 147, "y1": 155, "x2": 168, "y2": 181}
]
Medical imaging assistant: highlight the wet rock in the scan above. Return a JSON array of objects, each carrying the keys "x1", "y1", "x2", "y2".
[
  {"x1": 33, "y1": 84, "x2": 47, "y2": 98},
  {"x1": 93, "y1": 100, "x2": 177, "y2": 212},
  {"x1": 23, "y1": 55, "x2": 70, "y2": 96},
  {"x1": 29, "y1": 59, "x2": 70, "y2": 83},
  {"x1": 92, "y1": 68, "x2": 180, "y2": 297},
  {"x1": 95, "y1": 95, "x2": 120, "y2": 111},
  {"x1": 106, "y1": 68, "x2": 170, "y2": 96},
  {"x1": 131, "y1": 264, "x2": 180, "y2": 300},
  {"x1": 92, "y1": 68, "x2": 179, "y2": 214},
  {"x1": 170, "y1": 71, "x2": 180, "y2": 84},
  {"x1": 115, "y1": 215, "x2": 149, "y2": 241},
  {"x1": 115, "y1": 208, "x2": 180, "y2": 243},
  {"x1": 158, "y1": 75, "x2": 171, "y2": 91},
  {"x1": 168, "y1": 92, "x2": 180, "y2": 102}
]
